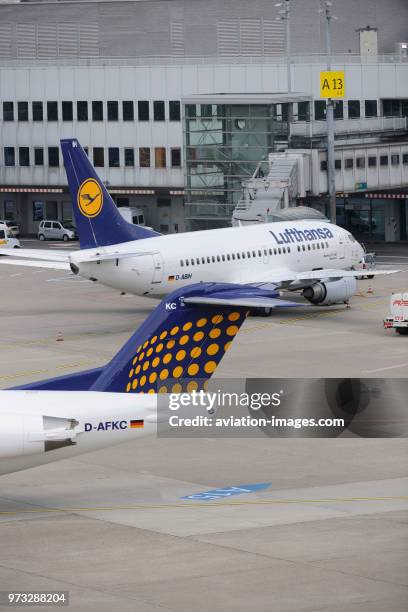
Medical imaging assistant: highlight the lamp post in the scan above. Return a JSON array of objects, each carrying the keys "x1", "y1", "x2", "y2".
[
  {"x1": 322, "y1": 1, "x2": 337, "y2": 224},
  {"x1": 275, "y1": 1, "x2": 291, "y2": 94}
]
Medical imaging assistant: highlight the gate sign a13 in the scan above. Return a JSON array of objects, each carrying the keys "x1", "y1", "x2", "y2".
[{"x1": 320, "y1": 71, "x2": 345, "y2": 98}]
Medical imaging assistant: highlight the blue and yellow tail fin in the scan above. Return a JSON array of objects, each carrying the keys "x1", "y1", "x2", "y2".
[
  {"x1": 60, "y1": 139, "x2": 158, "y2": 249},
  {"x1": 90, "y1": 284, "x2": 251, "y2": 394}
]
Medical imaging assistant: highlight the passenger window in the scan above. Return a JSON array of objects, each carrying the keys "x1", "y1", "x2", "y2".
[
  {"x1": 317, "y1": 244, "x2": 320, "y2": 250},
  {"x1": 0, "y1": 230, "x2": 5, "y2": 239},
  {"x1": 312, "y1": 243, "x2": 315, "y2": 250},
  {"x1": 201, "y1": 257, "x2": 205, "y2": 264},
  {"x1": 297, "y1": 246, "x2": 300, "y2": 252},
  {"x1": 191, "y1": 259, "x2": 194, "y2": 265},
  {"x1": 242, "y1": 253, "x2": 246, "y2": 259},
  {"x1": 212, "y1": 256, "x2": 215, "y2": 263},
  {"x1": 278, "y1": 248, "x2": 281, "y2": 255},
  {"x1": 302, "y1": 245, "x2": 306, "y2": 251},
  {"x1": 231, "y1": 253, "x2": 235, "y2": 260},
  {"x1": 236, "y1": 253, "x2": 240, "y2": 259},
  {"x1": 258, "y1": 250, "x2": 262, "y2": 257},
  {"x1": 185, "y1": 260, "x2": 189, "y2": 266},
  {"x1": 326, "y1": 241, "x2": 329, "y2": 248},
  {"x1": 180, "y1": 260, "x2": 184, "y2": 267},
  {"x1": 221, "y1": 255, "x2": 225, "y2": 261},
  {"x1": 321, "y1": 242, "x2": 325, "y2": 249},
  {"x1": 196, "y1": 258, "x2": 200, "y2": 265},
  {"x1": 216, "y1": 255, "x2": 220, "y2": 262},
  {"x1": 252, "y1": 250, "x2": 256, "y2": 257},
  {"x1": 207, "y1": 257, "x2": 210, "y2": 263},
  {"x1": 227, "y1": 254, "x2": 230, "y2": 261}
]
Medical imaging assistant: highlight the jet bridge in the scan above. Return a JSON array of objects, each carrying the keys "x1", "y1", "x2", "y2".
[{"x1": 232, "y1": 151, "x2": 311, "y2": 226}]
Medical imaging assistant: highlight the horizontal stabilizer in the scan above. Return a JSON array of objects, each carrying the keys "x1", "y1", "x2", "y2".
[
  {"x1": 0, "y1": 248, "x2": 70, "y2": 262},
  {"x1": 183, "y1": 297, "x2": 299, "y2": 308}
]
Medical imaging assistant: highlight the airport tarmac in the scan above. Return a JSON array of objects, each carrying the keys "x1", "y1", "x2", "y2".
[{"x1": 0, "y1": 242, "x2": 407, "y2": 611}]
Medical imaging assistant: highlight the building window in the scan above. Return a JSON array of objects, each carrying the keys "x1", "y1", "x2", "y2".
[
  {"x1": 139, "y1": 147, "x2": 150, "y2": 167},
  {"x1": 34, "y1": 148, "x2": 44, "y2": 166},
  {"x1": 107, "y1": 101, "x2": 118, "y2": 121},
  {"x1": 368, "y1": 156, "x2": 377, "y2": 167},
  {"x1": 93, "y1": 147, "x2": 104, "y2": 167},
  {"x1": 3, "y1": 102, "x2": 14, "y2": 121},
  {"x1": 62, "y1": 101, "x2": 73, "y2": 121},
  {"x1": 77, "y1": 101, "x2": 88, "y2": 121},
  {"x1": 334, "y1": 100, "x2": 343, "y2": 120},
  {"x1": 4, "y1": 147, "x2": 15, "y2": 166},
  {"x1": 380, "y1": 155, "x2": 388, "y2": 166},
  {"x1": 320, "y1": 160, "x2": 327, "y2": 171},
  {"x1": 157, "y1": 198, "x2": 171, "y2": 207},
  {"x1": 17, "y1": 101, "x2": 28, "y2": 121},
  {"x1": 33, "y1": 201, "x2": 44, "y2": 221},
  {"x1": 186, "y1": 104, "x2": 196, "y2": 118},
  {"x1": 356, "y1": 157, "x2": 365, "y2": 168},
  {"x1": 123, "y1": 101, "x2": 134, "y2": 121},
  {"x1": 48, "y1": 147, "x2": 59, "y2": 167},
  {"x1": 92, "y1": 101, "x2": 103, "y2": 121},
  {"x1": 403, "y1": 153, "x2": 408, "y2": 164},
  {"x1": 365, "y1": 100, "x2": 377, "y2": 117},
  {"x1": 155, "y1": 147, "x2": 166, "y2": 168},
  {"x1": 348, "y1": 100, "x2": 360, "y2": 119},
  {"x1": 124, "y1": 148, "x2": 135, "y2": 167},
  {"x1": 345, "y1": 158, "x2": 354, "y2": 169},
  {"x1": 314, "y1": 100, "x2": 326, "y2": 120},
  {"x1": 138, "y1": 101, "x2": 149, "y2": 121},
  {"x1": 169, "y1": 100, "x2": 181, "y2": 121},
  {"x1": 47, "y1": 101, "x2": 58, "y2": 121},
  {"x1": 297, "y1": 101, "x2": 309, "y2": 121},
  {"x1": 383, "y1": 100, "x2": 400, "y2": 117},
  {"x1": 335, "y1": 159, "x2": 341, "y2": 170},
  {"x1": 201, "y1": 104, "x2": 212, "y2": 119},
  {"x1": 108, "y1": 147, "x2": 120, "y2": 167},
  {"x1": 19, "y1": 147, "x2": 29, "y2": 167},
  {"x1": 32, "y1": 101, "x2": 43, "y2": 121},
  {"x1": 46, "y1": 201, "x2": 58, "y2": 219},
  {"x1": 153, "y1": 101, "x2": 165, "y2": 121},
  {"x1": 171, "y1": 148, "x2": 181, "y2": 167},
  {"x1": 391, "y1": 154, "x2": 400, "y2": 165}
]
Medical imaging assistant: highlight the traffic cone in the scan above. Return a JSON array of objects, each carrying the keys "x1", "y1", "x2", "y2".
[{"x1": 56, "y1": 331, "x2": 64, "y2": 342}]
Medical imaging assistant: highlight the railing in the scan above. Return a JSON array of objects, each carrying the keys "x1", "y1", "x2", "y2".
[
  {"x1": 291, "y1": 116, "x2": 407, "y2": 137},
  {"x1": 1, "y1": 54, "x2": 407, "y2": 68}
]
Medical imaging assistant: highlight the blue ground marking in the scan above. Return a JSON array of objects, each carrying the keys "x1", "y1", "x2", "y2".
[{"x1": 181, "y1": 482, "x2": 271, "y2": 501}]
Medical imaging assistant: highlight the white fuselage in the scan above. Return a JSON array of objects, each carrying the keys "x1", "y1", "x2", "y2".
[
  {"x1": 0, "y1": 391, "x2": 157, "y2": 476},
  {"x1": 70, "y1": 220, "x2": 365, "y2": 298}
]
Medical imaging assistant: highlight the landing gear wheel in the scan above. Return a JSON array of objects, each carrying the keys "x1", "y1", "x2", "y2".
[{"x1": 250, "y1": 307, "x2": 272, "y2": 317}]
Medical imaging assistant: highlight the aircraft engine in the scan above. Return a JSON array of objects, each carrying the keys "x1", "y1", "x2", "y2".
[
  {"x1": 0, "y1": 412, "x2": 80, "y2": 459},
  {"x1": 302, "y1": 277, "x2": 357, "y2": 306}
]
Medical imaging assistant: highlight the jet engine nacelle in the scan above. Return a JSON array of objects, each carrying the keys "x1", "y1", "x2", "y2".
[
  {"x1": 0, "y1": 412, "x2": 81, "y2": 459},
  {"x1": 302, "y1": 277, "x2": 357, "y2": 305}
]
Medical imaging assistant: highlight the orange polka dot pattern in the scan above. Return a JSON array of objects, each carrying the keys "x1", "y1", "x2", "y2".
[{"x1": 125, "y1": 310, "x2": 247, "y2": 394}]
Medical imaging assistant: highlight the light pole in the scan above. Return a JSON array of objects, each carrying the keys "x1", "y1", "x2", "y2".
[
  {"x1": 322, "y1": 1, "x2": 337, "y2": 224},
  {"x1": 275, "y1": 1, "x2": 291, "y2": 93}
]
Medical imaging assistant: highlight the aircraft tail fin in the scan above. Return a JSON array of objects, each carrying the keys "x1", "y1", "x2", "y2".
[{"x1": 60, "y1": 139, "x2": 159, "y2": 249}]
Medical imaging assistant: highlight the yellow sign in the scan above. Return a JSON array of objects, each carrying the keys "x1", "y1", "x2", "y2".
[
  {"x1": 77, "y1": 178, "x2": 103, "y2": 218},
  {"x1": 320, "y1": 71, "x2": 345, "y2": 98}
]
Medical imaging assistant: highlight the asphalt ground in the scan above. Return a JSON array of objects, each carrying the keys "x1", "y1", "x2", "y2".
[{"x1": 0, "y1": 240, "x2": 406, "y2": 611}]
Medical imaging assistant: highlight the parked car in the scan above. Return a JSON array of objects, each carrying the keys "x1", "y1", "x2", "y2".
[
  {"x1": 0, "y1": 222, "x2": 20, "y2": 249},
  {"x1": 0, "y1": 219, "x2": 20, "y2": 238},
  {"x1": 38, "y1": 220, "x2": 77, "y2": 241}
]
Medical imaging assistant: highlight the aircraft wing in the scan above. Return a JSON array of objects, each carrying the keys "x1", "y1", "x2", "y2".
[
  {"x1": 0, "y1": 248, "x2": 71, "y2": 262},
  {"x1": 0, "y1": 259, "x2": 70, "y2": 270},
  {"x1": 250, "y1": 267, "x2": 400, "y2": 287}
]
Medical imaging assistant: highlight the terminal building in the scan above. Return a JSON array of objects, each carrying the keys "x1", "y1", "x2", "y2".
[{"x1": 0, "y1": 0, "x2": 407, "y2": 241}]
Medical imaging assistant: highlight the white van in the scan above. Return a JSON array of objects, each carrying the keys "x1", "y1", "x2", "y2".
[{"x1": 0, "y1": 222, "x2": 20, "y2": 249}]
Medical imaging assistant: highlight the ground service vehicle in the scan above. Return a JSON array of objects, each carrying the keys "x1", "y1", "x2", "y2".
[{"x1": 384, "y1": 293, "x2": 408, "y2": 335}]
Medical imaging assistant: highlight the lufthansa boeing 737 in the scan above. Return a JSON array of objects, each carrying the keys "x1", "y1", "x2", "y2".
[
  {"x1": 2, "y1": 139, "x2": 398, "y2": 311},
  {"x1": 0, "y1": 282, "x2": 298, "y2": 476}
]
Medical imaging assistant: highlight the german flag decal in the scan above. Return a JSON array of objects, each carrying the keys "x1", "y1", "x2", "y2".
[
  {"x1": 130, "y1": 419, "x2": 144, "y2": 428},
  {"x1": 168, "y1": 275, "x2": 175, "y2": 281}
]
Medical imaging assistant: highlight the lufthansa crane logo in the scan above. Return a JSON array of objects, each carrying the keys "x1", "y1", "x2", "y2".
[{"x1": 77, "y1": 179, "x2": 103, "y2": 218}]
